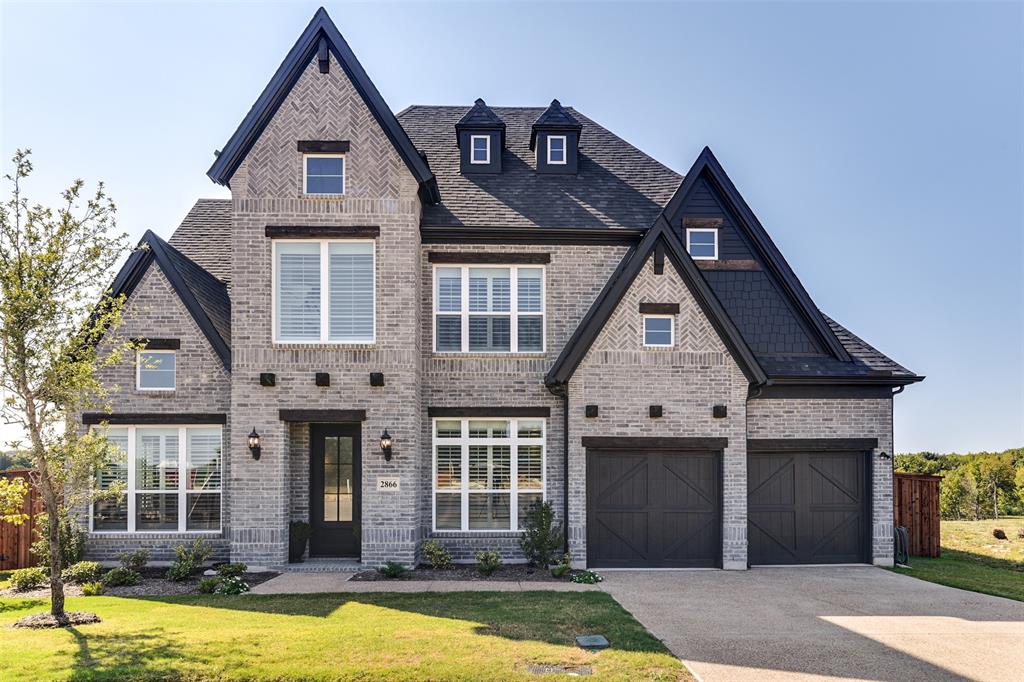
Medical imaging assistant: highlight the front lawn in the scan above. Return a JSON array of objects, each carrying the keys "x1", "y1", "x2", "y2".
[
  {"x1": 892, "y1": 517, "x2": 1024, "y2": 602},
  {"x1": 0, "y1": 592, "x2": 688, "y2": 681}
]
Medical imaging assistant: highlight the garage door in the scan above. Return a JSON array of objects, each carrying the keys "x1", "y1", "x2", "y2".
[
  {"x1": 587, "y1": 450, "x2": 721, "y2": 568},
  {"x1": 747, "y1": 450, "x2": 869, "y2": 565}
]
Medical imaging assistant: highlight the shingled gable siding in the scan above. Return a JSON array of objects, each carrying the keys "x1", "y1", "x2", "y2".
[
  {"x1": 568, "y1": 254, "x2": 750, "y2": 569},
  {"x1": 746, "y1": 398, "x2": 895, "y2": 565},
  {"x1": 419, "y1": 243, "x2": 628, "y2": 561},
  {"x1": 84, "y1": 265, "x2": 231, "y2": 561},
  {"x1": 229, "y1": 51, "x2": 423, "y2": 566}
]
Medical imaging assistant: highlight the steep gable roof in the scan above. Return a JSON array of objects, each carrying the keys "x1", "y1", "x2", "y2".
[
  {"x1": 167, "y1": 199, "x2": 232, "y2": 283},
  {"x1": 545, "y1": 217, "x2": 767, "y2": 392},
  {"x1": 663, "y1": 147, "x2": 852, "y2": 362},
  {"x1": 529, "y1": 99, "x2": 582, "y2": 150},
  {"x1": 110, "y1": 231, "x2": 231, "y2": 370},
  {"x1": 206, "y1": 8, "x2": 439, "y2": 204}
]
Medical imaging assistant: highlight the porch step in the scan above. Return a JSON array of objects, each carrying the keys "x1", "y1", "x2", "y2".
[{"x1": 277, "y1": 558, "x2": 363, "y2": 573}]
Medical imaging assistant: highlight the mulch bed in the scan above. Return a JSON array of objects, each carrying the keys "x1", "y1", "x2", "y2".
[
  {"x1": 1, "y1": 568, "x2": 280, "y2": 598},
  {"x1": 12, "y1": 611, "x2": 102, "y2": 628},
  {"x1": 351, "y1": 564, "x2": 572, "y2": 582}
]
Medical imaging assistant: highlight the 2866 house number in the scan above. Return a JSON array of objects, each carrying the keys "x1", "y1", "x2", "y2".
[{"x1": 377, "y1": 477, "x2": 400, "y2": 491}]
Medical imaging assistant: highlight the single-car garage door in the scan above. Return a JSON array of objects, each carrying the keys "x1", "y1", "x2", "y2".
[
  {"x1": 587, "y1": 448, "x2": 721, "y2": 568},
  {"x1": 747, "y1": 449, "x2": 870, "y2": 565}
]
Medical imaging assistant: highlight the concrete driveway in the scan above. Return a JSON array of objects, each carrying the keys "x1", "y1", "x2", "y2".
[{"x1": 600, "y1": 566, "x2": 1023, "y2": 682}]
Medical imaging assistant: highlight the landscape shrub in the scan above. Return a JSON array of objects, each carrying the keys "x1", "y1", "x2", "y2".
[
  {"x1": 519, "y1": 500, "x2": 562, "y2": 568},
  {"x1": 166, "y1": 539, "x2": 213, "y2": 582},
  {"x1": 377, "y1": 561, "x2": 408, "y2": 579},
  {"x1": 421, "y1": 540, "x2": 452, "y2": 570},
  {"x1": 80, "y1": 581, "x2": 105, "y2": 596},
  {"x1": 10, "y1": 566, "x2": 48, "y2": 591},
  {"x1": 550, "y1": 553, "x2": 572, "y2": 578},
  {"x1": 475, "y1": 550, "x2": 502, "y2": 576},
  {"x1": 30, "y1": 512, "x2": 85, "y2": 568},
  {"x1": 61, "y1": 561, "x2": 103, "y2": 584},
  {"x1": 214, "y1": 576, "x2": 250, "y2": 595},
  {"x1": 216, "y1": 562, "x2": 248, "y2": 579},
  {"x1": 118, "y1": 549, "x2": 150, "y2": 572},
  {"x1": 197, "y1": 577, "x2": 221, "y2": 594},
  {"x1": 570, "y1": 569, "x2": 603, "y2": 585},
  {"x1": 101, "y1": 567, "x2": 140, "y2": 587}
]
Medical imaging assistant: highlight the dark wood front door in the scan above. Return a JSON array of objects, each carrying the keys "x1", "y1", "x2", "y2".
[
  {"x1": 586, "y1": 449, "x2": 721, "y2": 568},
  {"x1": 747, "y1": 450, "x2": 869, "y2": 565},
  {"x1": 310, "y1": 424, "x2": 361, "y2": 557}
]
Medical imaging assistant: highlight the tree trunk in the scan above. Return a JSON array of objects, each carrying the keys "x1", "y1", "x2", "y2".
[
  {"x1": 35, "y1": 466, "x2": 67, "y2": 623},
  {"x1": 993, "y1": 488, "x2": 999, "y2": 520}
]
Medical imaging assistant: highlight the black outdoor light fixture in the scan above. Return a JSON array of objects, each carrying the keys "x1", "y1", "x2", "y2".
[
  {"x1": 879, "y1": 451, "x2": 892, "y2": 460},
  {"x1": 248, "y1": 428, "x2": 262, "y2": 460},
  {"x1": 380, "y1": 429, "x2": 393, "y2": 461}
]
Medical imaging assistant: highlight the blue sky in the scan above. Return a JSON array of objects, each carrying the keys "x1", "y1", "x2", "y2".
[{"x1": 1, "y1": 1, "x2": 1021, "y2": 453}]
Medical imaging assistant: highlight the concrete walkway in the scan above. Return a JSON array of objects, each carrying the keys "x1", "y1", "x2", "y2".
[
  {"x1": 250, "y1": 572, "x2": 600, "y2": 594},
  {"x1": 600, "y1": 566, "x2": 1024, "y2": 682}
]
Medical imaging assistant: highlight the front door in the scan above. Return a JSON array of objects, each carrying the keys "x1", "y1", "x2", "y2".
[{"x1": 310, "y1": 424, "x2": 361, "y2": 557}]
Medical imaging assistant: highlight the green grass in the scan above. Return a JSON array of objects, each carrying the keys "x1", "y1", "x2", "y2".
[
  {"x1": 0, "y1": 592, "x2": 688, "y2": 681},
  {"x1": 892, "y1": 517, "x2": 1024, "y2": 601}
]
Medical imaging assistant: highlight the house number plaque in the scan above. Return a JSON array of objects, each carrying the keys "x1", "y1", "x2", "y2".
[{"x1": 377, "y1": 476, "x2": 400, "y2": 492}]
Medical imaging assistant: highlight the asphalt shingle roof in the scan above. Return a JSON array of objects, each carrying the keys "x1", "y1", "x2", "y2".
[
  {"x1": 397, "y1": 105, "x2": 682, "y2": 230},
  {"x1": 168, "y1": 199, "x2": 232, "y2": 283}
]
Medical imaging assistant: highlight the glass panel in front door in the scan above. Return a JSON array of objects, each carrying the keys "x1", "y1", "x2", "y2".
[{"x1": 323, "y1": 436, "x2": 353, "y2": 522}]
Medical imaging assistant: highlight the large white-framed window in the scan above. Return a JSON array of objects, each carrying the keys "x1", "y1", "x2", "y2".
[
  {"x1": 90, "y1": 424, "x2": 223, "y2": 533},
  {"x1": 470, "y1": 135, "x2": 490, "y2": 164},
  {"x1": 643, "y1": 315, "x2": 675, "y2": 347},
  {"x1": 433, "y1": 265, "x2": 544, "y2": 353},
  {"x1": 432, "y1": 418, "x2": 545, "y2": 532},
  {"x1": 303, "y1": 154, "x2": 345, "y2": 195},
  {"x1": 547, "y1": 135, "x2": 567, "y2": 165},
  {"x1": 273, "y1": 239, "x2": 375, "y2": 344},
  {"x1": 686, "y1": 228, "x2": 718, "y2": 260},
  {"x1": 136, "y1": 350, "x2": 176, "y2": 391}
]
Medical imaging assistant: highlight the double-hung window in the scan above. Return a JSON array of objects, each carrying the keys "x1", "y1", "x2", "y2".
[
  {"x1": 433, "y1": 418, "x2": 545, "y2": 532},
  {"x1": 304, "y1": 154, "x2": 345, "y2": 194},
  {"x1": 274, "y1": 240, "x2": 375, "y2": 343},
  {"x1": 686, "y1": 228, "x2": 718, "y2": 260},
  {"x1": 91, "y1": 425, "x2": 222, "y2": 533},
  {"x1": 434, "y1": 265, "x2": 544, "y2": 352},
  {"x1": 470, "y1": 135, "x2": 490, "y2": 164},
  {"x1": 643, "y1": 315, "x2": 675, "y2": 347},
  {"x1": 547, "y1": 136, "x2": 567, "y2": 164}
]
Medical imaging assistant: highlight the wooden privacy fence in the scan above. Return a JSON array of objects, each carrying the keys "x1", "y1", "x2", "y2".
[
  {"x1": 894, "y1": 472, "x2": 941, "y2": 557},
  {"x1": 0, "y1": 468, "x2": 41, "y2": 570}
]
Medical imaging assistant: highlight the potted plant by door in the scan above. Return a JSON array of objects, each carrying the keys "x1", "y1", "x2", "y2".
[{"x1": 289, "y1": 521, "x2": 312, "y2": 563}]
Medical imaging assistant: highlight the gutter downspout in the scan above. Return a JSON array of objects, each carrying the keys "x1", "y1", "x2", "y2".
[{"x1": 562, "y1": 389, "x2": 570, "y2": 555}]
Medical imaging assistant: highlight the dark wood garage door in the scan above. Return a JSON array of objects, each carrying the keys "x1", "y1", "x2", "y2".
[
  {"x1": 747, "y1": 450, "x2": 869, "y2": 565},
  {"x1": 587, "y1": 450, "x2": 721, "y2": 568}
]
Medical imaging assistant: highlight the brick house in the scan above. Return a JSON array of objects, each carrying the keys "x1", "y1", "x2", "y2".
[{"x1": 83, "y1": 9, "x2": 922, "y2": 570}]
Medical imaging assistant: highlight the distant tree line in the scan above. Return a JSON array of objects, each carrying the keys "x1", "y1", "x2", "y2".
[{"x1": 895, "y1": 448, "x2": 1024, "y2": 520}]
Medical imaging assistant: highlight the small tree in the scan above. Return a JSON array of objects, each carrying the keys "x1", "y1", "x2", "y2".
[
  {"x1": 939, "y1": 467, "x2": 975, "y2": 520},
  {"x1": 975, "y1": 454, "x2": 1016, "y2": 519},
  {"x1": 0, "y1": 150, "x2": 133, "y2": 624},
  {"x1": 519, "y1": 500, "x2": 562, "y2": 567}
]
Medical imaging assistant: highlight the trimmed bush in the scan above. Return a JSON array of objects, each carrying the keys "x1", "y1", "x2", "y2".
[
  {"x1": 422, "y1": 540, "x2": 452, "y2": 570},
  {"x1": 550, "y1": 553, "x2": 572, "y2": 578},
  {"x1": 197, "y1": 577, "x2": 221, "y2": 594},
  {"x1": 61, "y1": 561, "x2": 103, "y2": 584},
  {"x1": 166, "y1": 539, "x2": 213, "y2": 582},
  {"x1": 520, "y1": 500, "x2": 562, "y2": 568},
  {"x1": 475, "y1": 550, "x2": 502, "y2": 577},
  {"x1": 216, "y1": 562, "x2": 248, "y2": 579},
  {"x1": 214, "y1": 576, "x2": 250, "y2": 595},
  {"x1": 377, "y1": 561, "x2": 408, "y2": 579},
  {"x1": 101, "y1": 567, "x2": 140, "y2": 587},
  {"x1": 118, "y1": 549, "x2": 150, "y2": 572},
  {"x1": 80, "y1": 581, "x2": 105, "y2": 596},
  {"x1": 10, "y1": 566, "x2": 48, "y2": 591}
]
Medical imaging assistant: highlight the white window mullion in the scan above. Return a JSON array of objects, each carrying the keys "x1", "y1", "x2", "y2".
[
  {"x1": 178, "y1": 427, "x2": 187, "y2": 532},
  {"x1": 460, "y1": 268, "x2": 470, "y2": 352},
  {"x1": 461, "y1": 431, "x2": 470, "y2": 531},
  {"x1": 319, "y1": 241, "x2": 330, "y2": 342},
  {"x1": 127, "y1": 426, "x2": 136, "y2": 533},
  {"x1": 509, "y1": 268, "x2": 519, "y2": 353},
  {"x1": 510, "y1": 418, "x2": 519, "y2": 531}
]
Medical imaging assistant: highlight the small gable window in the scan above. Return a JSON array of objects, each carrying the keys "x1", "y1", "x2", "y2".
[
  {"x1": 304, "y1": 154, "x2": 345, "y2": 195},
  {"x1": 686, "y1": 228, "x2": 718, "y2": 260},
  {"x1": 547, "y1": 136, "x2": 567, "y2": 165},
  {"x1": 137, "y1": 350, "x2": 176, "y2": 390},
  {"x1": 643, "y1": 316, "x2": 674, "y2": 348},
  {"x1": 470, "y1": 135, "x2": 490, "y2": 164}
]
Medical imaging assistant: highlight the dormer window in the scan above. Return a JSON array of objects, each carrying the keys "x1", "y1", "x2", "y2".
[
  {"x1": 686, "y1": 228, "x2": 718, "y2": 260},
  {"x1": 547, "y1": 136, "x2": 567, "y2": 165},
  {"x1": 470, "y1": 135, "x2": 490, "y2": 164},
  {"x1": 304, "y1": 154, "x2": 345, "y2": 195}
]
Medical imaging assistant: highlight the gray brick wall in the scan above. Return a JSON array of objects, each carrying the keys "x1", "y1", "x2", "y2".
[
  {"x1": 228, "y1": 51, "x2": 423, "y2": 566},
  {"x1": 568, "y1": 255, "x2": 751, "y2": 569},
  {"x1": 84, "y1": 265, "x2": 231, "y2": 561},
  {"x1": 746, "y1": 398, "x2": 895, "y2": 565}
]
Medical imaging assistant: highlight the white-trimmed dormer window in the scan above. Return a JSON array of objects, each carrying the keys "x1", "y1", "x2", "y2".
[
  {"x1": 304, "y1": 154, "x2": 345, "y2": 194},
  {"x1": 643, "y1": 315, "x2": 674, "y2": 348},
  {"x1": 686, "y1": 228, "x2": 718, "y2": 260},
  {"x1": 137, "y1": 350, "x2": 176, "y2": 390},
  {"x1": 547, "y1": 135, "x2": 567, "y2": 165},
  {"x1": 470, "y1": 135, "x2": 490, "y2": 164}
]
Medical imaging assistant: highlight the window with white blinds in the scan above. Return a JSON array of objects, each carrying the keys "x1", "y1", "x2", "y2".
[
  {"x1": 90, "y1": 425, "x2": 222, "y2": 533},
  {"x1": 432, "y1": 418, "x2": 545, "y2": 532},
  {"x1": 274, "y1": 240, "x2": 375, "y2": 343},
  {"x1": 433, "y1": 265, "x2": 544, "y2": 352}
]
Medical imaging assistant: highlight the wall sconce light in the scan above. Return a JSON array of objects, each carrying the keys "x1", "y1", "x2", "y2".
[
  {"x1": 879, "y1": 451, "x2": 891, "y2": 460},
  {"x1": 248, "y1": 428, "x2": 262, "y2": 460},
  {"x1": 380, "y1": 429, "x2": 393, "y2": 461}
]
